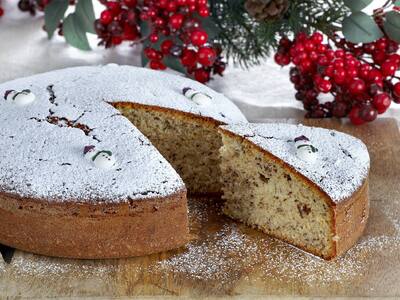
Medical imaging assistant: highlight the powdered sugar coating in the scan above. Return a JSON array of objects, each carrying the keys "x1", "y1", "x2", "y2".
[
  {"x1": 0, "y1": 65, "x2": 246, "y2": 203},
  {"x1": 220, "y1": 123, "x2": 370, "y2": 202}
]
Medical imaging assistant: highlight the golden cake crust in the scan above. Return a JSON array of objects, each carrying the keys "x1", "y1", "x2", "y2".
[
  {"x1": 0, "y1": 189, "x2": 189, "y2": 259},
  {"x1": 218, "y1": 127, "x2": 369, "y2": 260}
]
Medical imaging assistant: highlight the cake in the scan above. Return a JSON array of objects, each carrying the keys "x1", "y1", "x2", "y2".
[
  {"x1": 0, "y1": 65, "x2": 247, "y2": 259},
  {"x1": 218, "y1": 123, "x2": 370, "y2": 260}
]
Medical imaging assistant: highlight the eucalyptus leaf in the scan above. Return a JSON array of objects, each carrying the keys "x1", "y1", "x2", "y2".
[
  {"x1": 395, "y1": 0, "x2": 400, "y2": 6},
  {"x1": 342, "y1": 12, "x2": 383, "y2": 43},
  {"x1": 140, "y1": 21, "x2": 151, "y2": 38},
  {"x1": 163, "y1": 56, "x2": 186, "y2": 74},
  {"x1": 200, "y1": 17, "x2": 220, "y2": 40},
  {"x1": 63, "y1": 13, "x2": 91, "y2": 51},
  {"x1": 384, "y1": 11, "x2": 400, "y2": 43},
  {"x1": 343, "y1": 0, "x2": 372, "y2": 12},
  {"x1": 44, "y1": 0, "x2": 69, "y2": 39},
  {"x1": 75, "y1": 0, "x2": 96, "y2": 34}
]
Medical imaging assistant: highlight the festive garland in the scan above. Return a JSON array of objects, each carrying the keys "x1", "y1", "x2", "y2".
[{"x1": 0, "y1": 0, "x2": 400, "y2": 125}]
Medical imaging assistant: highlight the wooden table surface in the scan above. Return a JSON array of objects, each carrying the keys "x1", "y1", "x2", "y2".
[{"x1": 0, "y1": 118, "x2": 399, "y2": 299}]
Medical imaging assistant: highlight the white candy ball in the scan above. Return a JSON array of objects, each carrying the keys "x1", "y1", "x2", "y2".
[
  {"x1": 191, "y1": 93, "x2": 212, "y2": 106},
  {"x1": 296, "y1": 145, "x2": 318, "y2": 164},
  {"x1": 183, "y1": 88, "x2": 212, "y2": 106},
  {"x1": 93, "y1": 152, "x2": 116, "y2": 170},
  {"x1": 13, "y1": 91, "x2": 36, "y2": 107}
]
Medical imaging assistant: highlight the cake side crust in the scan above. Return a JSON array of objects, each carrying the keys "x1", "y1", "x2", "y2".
[
  {"x1": 332, "y1": 179, "x2": 369, "y2": 258},
  {"x1": 0, "y1": 189, "x2": 189, "y2": 259}
]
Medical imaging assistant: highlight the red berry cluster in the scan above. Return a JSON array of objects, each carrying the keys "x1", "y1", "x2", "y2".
[
  {"x1": 95, "y1": 0, "x2": 140, "y2": 47},
  {"x1": 275, "y1": 32, "x2": 400, "y2": 125},
  {"x1": 17, "y1": 0, "x2": 51, "y2": 15},
  {"x1": 96, "y1": 0, "x2": 225, "y2": 83}
]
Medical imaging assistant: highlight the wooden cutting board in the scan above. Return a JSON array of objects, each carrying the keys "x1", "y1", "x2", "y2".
[{"x1": 1, "y1": 118, "x2": 399, "y2": 298}]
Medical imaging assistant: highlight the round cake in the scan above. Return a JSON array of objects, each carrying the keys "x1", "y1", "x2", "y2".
[{"x1": 0, "y1": 65, "x2": 247, "y2": 259}]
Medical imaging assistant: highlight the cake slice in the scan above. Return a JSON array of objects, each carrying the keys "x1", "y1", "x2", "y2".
[{"x1": 218, "y1": 123, "x2": 370, "y2": 259}]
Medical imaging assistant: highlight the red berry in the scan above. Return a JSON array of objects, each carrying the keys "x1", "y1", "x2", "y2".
[
  {"x1": 144, "y1": 47, "x2": 158, "y2": 60},
  {"x1": 359, "y1": 64, "x2": 371, "y2": 79},
  {"x1": 311, "y1": 32, "x2": 323, "y2": 43},
  {"x1": 161, "y1": 40, "x2": 174, "y2": 54},
  {"x1": 360, "y1": 104, "x2": 378, "y2": 122},
  {"x1": 296, "y1": 32, "x2": 307, "y2": 42},
  {"x1": 393, "y1": 82, "x2": 400, "y2": 97},
  {"x1": 150, "y1": 60, "x2": 166, "y2": 70},
  {"x1": 317, "y1": 55, "x2": 329, "y2": 66},
  {"x1": 300, "y1": 59, "x2": 313, "y2": 73},
  {"x1": 368, "y1": 69, "x2": 384, "y2": 85},
  {"x1": 0, "y1": 7, "x2": 4, "y2": 17},
  {"x1": 198, "y1": 6, "x2": 210, "y2": 17},
  {"x1": 304, "y1": 40, "x2": 316, "y2": 52},
  {"x1": 274, "y1": 53, "x2": 290, "y2": 66},
  {"x1": 190, "y1": 29, "x2": 208, "y2": 46},
  {"x1": 373, "y1": 92, "x2": 391, "y2": 114},
  {"x1": 346, "y1": 67, "x2": 358, "y2": 78},
  {"x1": 324, "y1": 65, "x2": 334, "y2": 77},
  {"x1": 333, "y1": 68, "x2": 346, "y2": 84},
  {"x1": 325, "y1": 49, "x2": 335, "y2": 60},
  {"x1": 166, "y1": 1, "x2": 177, "y2": 11},
  {"x1": 149, "y1": 33, "x2": 159, "y2": 43},
  {"x1": 181, "y1": 49, "x2": 197, "y2": 67},
  {"x1": 316, "y1": 44, "x2": 327, "y2": 53},
  {"x1": 334, "y1": 59, "x2": 345, "y2": 69},
  {"x1": 332, "y1": 101, "x2": 348, "y2": 118},
  {"x1": 169, "y1": 13, "x2": 184, "y2": 30},
  {"x1": 111, "y1": 36, "x2": 123, "y2": 45},
  {"x1": 317, "y1": 79, "x2": 332, "y2": 93},
  {"x1": 197, "y1": 47, "x2": 216, "y2": 66},
  {"x1": 194, "y1": 68, "x2": 210, "y2": 83},
  {"x1": 279, "y1": 36, "x2": 292, "y2": 48},
  {"x1": 309, "y1": 51, "x2": 318, "y2": 61},
  {"x1": 349, "y1": 79, "x2": 366, "y2": 95},
  {"x1": 388, "y1": 53, "x2": 400, "y2": 64},
  {"x1": 372, "y1": 51, "x2": 387, "y2": 64},
  {"x1": 100, "y1": 10, "x2": 113, "y2": 25},
  {"x1": 335, "y1": 49, "x2": 345, "y2": 58},
  {"x1": 349, "y1": 106, "x2": 365, "y2": 125},
  {"x1": 123, "y1": 24, "x2": 138, "y2": 41},
  {"x1": 123, "y1": 0, "x2": 137, "y2": 7},
  {"x1": 381, "y1": 60, "x2": 398, "y2": 77}
]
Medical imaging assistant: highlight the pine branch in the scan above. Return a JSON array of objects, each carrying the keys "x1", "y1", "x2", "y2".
[{"x1": 209, "y1": 0, "x2": 350, "y2": 67}]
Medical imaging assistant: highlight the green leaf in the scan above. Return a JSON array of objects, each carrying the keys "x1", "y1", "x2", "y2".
[
  {"x1": 140, "y1": 21, "x2": 151, "y2": 38},
  {"x1": 163, "y1": 56, "x2": 186, "y2": 74},
  {"x1": 384, "y1": 11, "x2": 400, "y2": 43},
  {"x1": 44, "y1": 0, "x2": 69, "y2": 39},
  {"x1": 75, "y1": 0, "x2": 96, "y2": 34},
  {"x1": 343, "y1": 0, "x2": 372, "y2": 12},
  {"x1": 342, "y1": 12, "x2": 383, "y2": 43},
  {"x1": 63, "y1": 13, "x2": 91, "y2": 51},
  {"x1": 200, "y1": 17, "x2": 220, "y2": 40},
  {"x1": 395, "y1": 0, "x2": 400, "y2": 6}
]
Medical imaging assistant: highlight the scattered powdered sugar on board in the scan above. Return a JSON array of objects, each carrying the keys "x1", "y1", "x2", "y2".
[
  {"x1": 154, "y1": 223, "x2": 261, "y2": 283},
  {"x1": 0, "y1": 253, "x2": 117, "y2": 278},
  {"x1": 147, "y1": 198, "x2": 400, "y2": 288}
]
